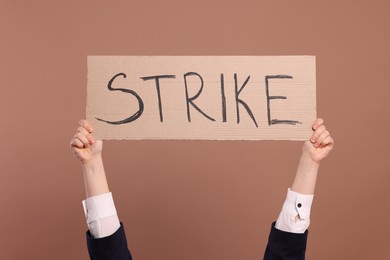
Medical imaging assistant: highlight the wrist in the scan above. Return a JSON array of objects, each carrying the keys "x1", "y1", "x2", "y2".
[
  {"x1": 291, "y1": 152, "x2": 320, "y2": 195},
  {"x1": 81, "y1": 154, "x2": 109, "y2": 197},
  {"x1": 300, "y1": 151, "x2": 321, "y2": 168},
  {"x1": 81, "y1": 154, "x2": 103, "y2": 170}
]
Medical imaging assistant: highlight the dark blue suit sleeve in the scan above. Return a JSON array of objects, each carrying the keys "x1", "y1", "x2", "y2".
[
  {"x1": 263, "y1": 222, "x2": 308, "y2": 260},
  {"x1": 86, "y1": 222, "x2": 132, "y2": 260}
]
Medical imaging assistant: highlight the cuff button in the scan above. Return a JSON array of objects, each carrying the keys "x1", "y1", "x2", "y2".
[{"x1": 297, "y1": 203, "x2": 302, "y2": 208}]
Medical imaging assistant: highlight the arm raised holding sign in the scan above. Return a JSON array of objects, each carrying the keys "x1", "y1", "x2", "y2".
[
  {"x1": 264, "y1": 118, "x2": 334, "y2": 259},
  {"x1": 70, "y1": 120, "x2": 132, "y2": 260},
  {"x1": 70, "y1": 119, "x2": 334, "y2": 260}
]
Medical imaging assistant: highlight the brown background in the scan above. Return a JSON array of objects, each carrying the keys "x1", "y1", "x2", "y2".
[{"x1": 1, "y1": 1, "x2": 389, "y2": 259}]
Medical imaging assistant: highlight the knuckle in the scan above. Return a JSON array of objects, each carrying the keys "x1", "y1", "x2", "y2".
[
  {"x1": 316, "y1": 126, "x2": 325, "y2": 136},
  {"x1": 324, "y1": 130, "x2": 330, "y2": 137}
]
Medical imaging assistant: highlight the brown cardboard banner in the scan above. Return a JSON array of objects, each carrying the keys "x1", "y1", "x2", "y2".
[{"x1": 87, "y1": 56, "x2": 316, "y2": 140}]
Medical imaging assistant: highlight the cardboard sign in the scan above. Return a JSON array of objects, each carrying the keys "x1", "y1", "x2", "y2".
[{"x1": 87, "y1": 56, "x2": 316, "y2": 140}]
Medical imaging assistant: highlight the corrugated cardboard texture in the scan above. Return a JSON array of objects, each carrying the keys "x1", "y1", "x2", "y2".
[{"x1": 87, "y1": 56, "x2": 316, "y2": 140}]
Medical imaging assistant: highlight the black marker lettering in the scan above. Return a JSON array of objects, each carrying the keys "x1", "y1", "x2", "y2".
[
  {"x1": 265, "y1": 75, "x2": 302, "y2": 126},
  {"x1": 220, "y1": 73, "x2": 227, "y2": 122},
  {"x1": 234, "y1": 73, "x2": 258, "y2": 127},
  {"x1": 184, "y1": 72, "x2": 216, "y2": 122},
  {"x1": 96, "y1": 73, "x2": 144, "y2": 125},
  {"x1": 140, "y1": 75, "x2": 176, "y2": 122}
]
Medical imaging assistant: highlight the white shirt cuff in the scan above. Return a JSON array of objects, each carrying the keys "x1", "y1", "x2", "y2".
[
  {"x1": 275, "y1": 188, "x2": 314, "y2": 234},
  {"x1": 82, "y1": 192, "x2": 120, "y2": 238}
]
